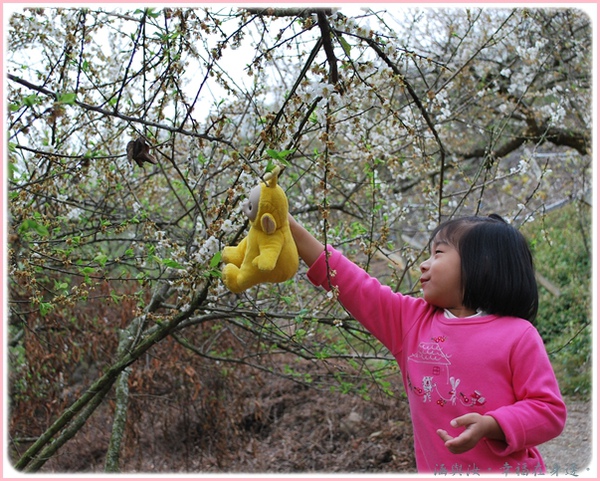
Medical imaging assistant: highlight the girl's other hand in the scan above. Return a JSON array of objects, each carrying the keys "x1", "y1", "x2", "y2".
[{"x1": 436, "y1": 413, "x2": 505, "y2": 454}]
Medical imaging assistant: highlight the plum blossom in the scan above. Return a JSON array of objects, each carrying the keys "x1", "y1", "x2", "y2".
[
  {"x1": 66, "y1": 207, "x2": 84, "y2": 221},
  {"x1": 194, "y1": 235, "x2": 220, "y2": 264}
]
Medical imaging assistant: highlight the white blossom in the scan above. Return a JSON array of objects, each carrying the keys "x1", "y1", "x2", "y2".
[
  {"x1": 66, "y1": 207, "x2": 84, "y2": 221},
  {"x1": 194, "y1": 235, "x2": 220, "y2": 264}
]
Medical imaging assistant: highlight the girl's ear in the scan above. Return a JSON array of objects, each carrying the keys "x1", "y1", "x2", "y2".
[{"x1": 261, "y1": 213, "x2": 277, "y2": 234}]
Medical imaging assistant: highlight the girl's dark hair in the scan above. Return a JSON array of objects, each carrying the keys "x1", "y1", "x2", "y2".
[{"x1": 430, "y1": 214, "x2": 538, "y2": 323}]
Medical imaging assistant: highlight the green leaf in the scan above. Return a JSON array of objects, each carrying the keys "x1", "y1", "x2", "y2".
[
  {"x1": 57, "y1": 92, "x2": 77, "y2": 105},
  {"x1": 19, "y1": 219, "x2": 49, "y2": 237},
  {"x1": 163, "y1": 258, "x2": 185, "y2": 269},
  {"x1": 265, "y1": 149, "x2": 294, "y2": 164},
  {"x1": 210, "y1": 251, "x2": 222, "y2": 268},
  {"x1": 8, "y1": 161, "x2": 19, "y2": 181},
  {"x1": 339, "y1": 36, "x2": 351, "y2": 56},
  {"x1": 54, "y1": 280, "x2": 69, "y2": 292},
  {"x1": 40, "y1": 302, "x2": 53, "y2": 316},
  {"x1": 23, "y1": 94, "x2": 39, "y2": 107},
  {"x1": 204, "y1": 268, "x2": 222, "y2": 279},
  {"x1": 94, "y1": 253, "x2": 108, "y2": 267}
]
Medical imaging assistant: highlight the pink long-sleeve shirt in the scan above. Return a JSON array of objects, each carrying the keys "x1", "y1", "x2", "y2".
[{"x1": 307, "y1": 246, "x2": 566, "y2": 474}]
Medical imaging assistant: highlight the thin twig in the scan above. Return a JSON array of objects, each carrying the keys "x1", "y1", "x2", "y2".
[{"x1": 7, "y1": 74, "x2": 230, "y2": 145}]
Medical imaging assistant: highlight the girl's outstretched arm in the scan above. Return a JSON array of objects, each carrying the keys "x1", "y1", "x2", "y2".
[{"x1": 288, "y1": 215, "x2": 325, "y2": 268}]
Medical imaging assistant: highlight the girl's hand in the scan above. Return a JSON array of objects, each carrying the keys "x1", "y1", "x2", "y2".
[{"x1": 436, "y1": 413, "x2": 505, "y2": 454}]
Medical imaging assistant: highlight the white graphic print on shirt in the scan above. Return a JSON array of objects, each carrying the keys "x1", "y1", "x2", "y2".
[{"x1": 407, "y1": 336, "x2": 486, "y2": 408}]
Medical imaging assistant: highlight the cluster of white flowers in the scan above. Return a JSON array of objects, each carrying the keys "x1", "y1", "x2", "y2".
[
  {"x1": 383, "y1": 42, "x2": 396, "y2": 58},
  {"x1": 154, "y1": 230, "x2": 169, "y2": 257},
  {"x1": 506, "y1": 70, "x2": 534, "y2": 96},
  {"x1": 507, "y1": 40, "x2": 548, "y2": 97},
  {"x1": 220, "y1": 219, "x2": 236, "y2": 234},
  {"x1": 238, "y1": 169, "x2": 255, "y2": 189},
  {"x1": 66, "y1": 207, "x2": 84, "y2": 221},
  {"x1": 194, "y1": 215, "x2": 206, "y2": 235},
  {"x1": 193, "y1": 235, "x2": 220, "y2": 265},
  {"x1": 296, "y1": 82, "x2": 332, "y2": 107},
  {"x1": 510, "y1": 159, "x2": 530, "y2": 175},
  {"x1": 313, "y1": 83, "x2": 336, "y2": 100},
  {"x1": 434, "y1": 88, "x2": 452, "y2": 122},
  {"x1": 333, "y1": 12, "x2": 372, "y2": 38},
  {"x1": 438, "y1": 106, "x2": 452, "y2": 122},
  {"x1": 539, "y1": 101, "x2": 566, "y2": 126},
  {"x1": 521, "y1": 40, "x2": 547, "y2": 62}
]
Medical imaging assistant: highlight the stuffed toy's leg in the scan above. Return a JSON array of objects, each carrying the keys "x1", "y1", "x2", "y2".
[
  {"x1": 222, "y1": 237, "x2": 247, "y2": 267},
  {"x1": 222, "y1": 263, "x2": 242, "y2": 293},
  {"x1": 222, "y1": 237, "x2": 250, "y2": 293},
  {"x1": 222, "y1": 262, "x2": 260, "y2": 293}
]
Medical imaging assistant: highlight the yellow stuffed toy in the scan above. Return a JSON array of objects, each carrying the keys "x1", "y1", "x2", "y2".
[{"x1": 221, "y1": 166, "x2": 299, "y2": 293}]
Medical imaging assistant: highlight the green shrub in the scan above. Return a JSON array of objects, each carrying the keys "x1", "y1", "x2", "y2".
[{"x1": 523, "y1": 201, "x2": 592, "y2": 398}]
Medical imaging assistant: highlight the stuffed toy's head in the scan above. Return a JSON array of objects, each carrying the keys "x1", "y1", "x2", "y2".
[
  {"x1": 221, "y1": 166, "x2": 299, "y2": 293},
  {"x1": 243, "y1": 166, "x2": 289, "y2": 235}
]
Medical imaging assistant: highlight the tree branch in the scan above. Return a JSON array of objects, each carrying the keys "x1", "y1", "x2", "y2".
[
  {"x1": 544, "y1": 125, "x2": 590, "y2": 156},
  {"x1": 7, "y1": 74, "x2": 229, "y2": 145},
  {"x1": 14, "y1": 281, "x2": 210, "y2": 472},
  {"x1": 104, "y1": 331, "x2": 133, "y2": 473},
  {"x1": 23, "y1": 381, "x2": 113, "y2": 473},
  {"x1": 244, "y1": 7, "x2": 332, "y2": 18},
  {"x1": 317, "y1": 11, "x2": 339, "y2": 85},
  {"x1": 358, "y1": 34, "x2": 448, "y2": 219},
  {"x1": 458, "y1": 124, "x2": 590, "y2": 161}
]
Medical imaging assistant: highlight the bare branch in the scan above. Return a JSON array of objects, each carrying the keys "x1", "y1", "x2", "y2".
[
  {"x1": 14, "y1": 281, "x2": 211, "y2": 472},
  {"x1": 7, "y1": 74, "x2": 229, "y2": 145},
  {"x1": 244, "y1": 7, "x2": 332, "y2": 18},
  {"x1": 317, "y1": 11, "x2": 339, "y2": 86}
]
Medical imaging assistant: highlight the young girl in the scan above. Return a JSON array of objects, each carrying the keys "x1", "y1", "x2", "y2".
[{"x1": 289, "y1": 214, "x2": 566, "y2": 474}]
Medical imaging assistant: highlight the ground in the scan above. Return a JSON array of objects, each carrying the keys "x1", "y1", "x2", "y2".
[
  {"x1": 12, "y1": 360, "x2": 592, "y2": 476},
  {"x1": 538, "y1": 398, "x2": 593, "y2": 476}
]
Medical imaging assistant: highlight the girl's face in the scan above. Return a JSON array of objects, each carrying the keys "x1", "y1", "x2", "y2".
[{"x1": 419, "y1": 239, "x2": 476, "y2": 318}]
